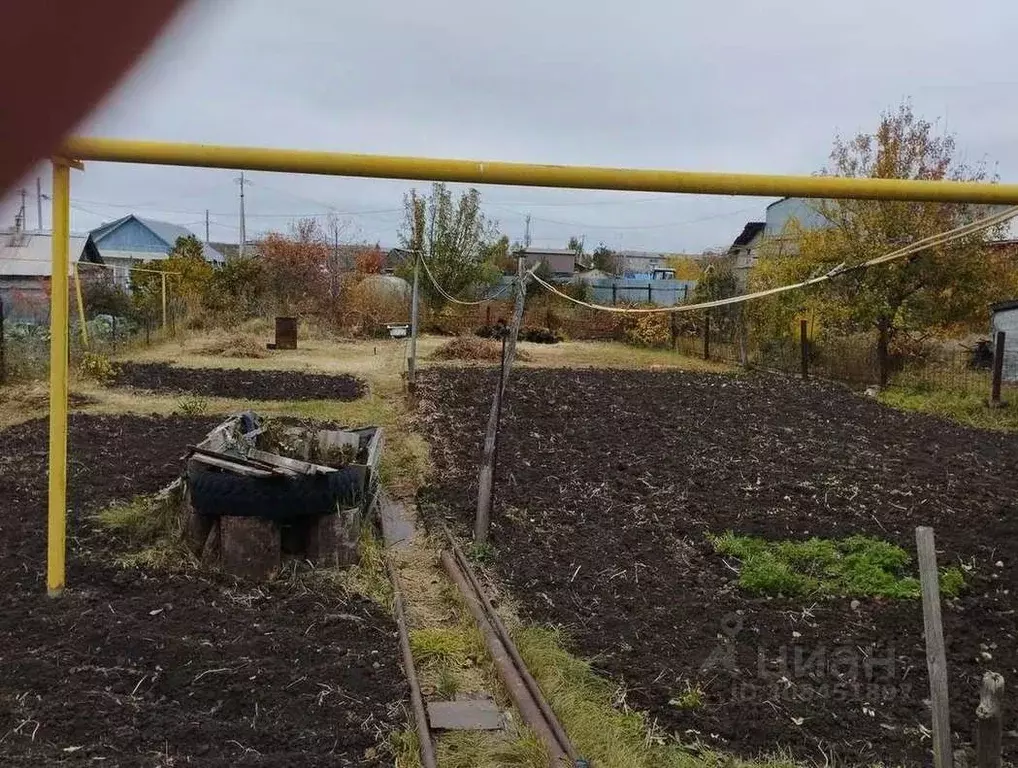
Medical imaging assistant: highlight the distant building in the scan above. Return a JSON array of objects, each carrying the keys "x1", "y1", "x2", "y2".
[
  {"x1": 521, "y1": 248, "x2": 576, "y2": 280},
  {"x1": 764, "y1": 198, "x2": 831, "y2": 240},
  {"x1": 727, "y1": 221, "x2": 765, "y2": 287},
  {"x1": 81, "y1": 215, "x2": 224, "y2": 286},
  {"x1": 618, "y1": 251, "x2": 670, "y2": 279},
  {"x1": 0, "y1": 228, "x2": 88, "y2": 323}
]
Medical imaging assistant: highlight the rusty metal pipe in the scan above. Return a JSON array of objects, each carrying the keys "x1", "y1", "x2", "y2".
[
  {"x1": 440, "y1": 551, "x2": 570, "y2": 767},
  {"x1": 386, "y1": 558, "x2": 438, "y2": 768},
  {"x1": 444, "y1": 528, "x2": 578, "y2": 761}
]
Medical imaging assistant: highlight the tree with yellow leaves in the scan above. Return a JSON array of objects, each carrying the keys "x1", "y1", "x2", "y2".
[{"x1": 751, "y1": 101, "x2": 1011, "y2": 385}]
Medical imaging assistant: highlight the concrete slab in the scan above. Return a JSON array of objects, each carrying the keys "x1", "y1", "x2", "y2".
[
  {"x1": 427, "y1": 699, "x2": 504, "y2": 731},
  {"x1": 379, "y1": 492, "x2": 415, "y2": 549}
]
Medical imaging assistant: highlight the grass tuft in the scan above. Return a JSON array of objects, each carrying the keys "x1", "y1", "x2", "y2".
[
  {"x1": 880, "y1": 384, "x2": 1018, "y2": 432},
  {"x1": 711, "y1": 532, "x2": 966, "y2": 598},
  {"x1": 95, "y1": 485, "x2": 192, "y2": 569},
  {"x1": 514, "y1": 625, "x2": 796, "y2": 767}
]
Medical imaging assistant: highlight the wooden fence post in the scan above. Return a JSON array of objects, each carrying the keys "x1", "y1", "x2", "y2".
[
  {"x1": 703, "y1": 311, "x2": 710, "y2": 360},
  {"x1": 916, "y1": 526, "x2": 952, "y2": 768},
  {"x1": 991, "y1": 331, "x2": 1005, "y2": 407},
  {"x1": 976, "y1": 671, "x2": 1004, "y2": 768},
  {"x1": 647, "y1": 283, "x2": 653, "y2": 304},
  {"x1": 475, "y1": 266, "x2": 529, "y2": 546},
  {"x1": 800, "y1": 319, "x2": 809, "y2": 380},
  {"x1": 611, "y1": 283, "x2": 617, "y2": 305},
  {"x1": 670, "y1": 312, "x2": 679, "y2": 352}
]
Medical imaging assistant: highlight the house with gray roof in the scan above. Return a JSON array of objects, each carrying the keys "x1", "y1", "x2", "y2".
[{"x1": 81, "y1": 214, "x2": 224, "y2": 285}]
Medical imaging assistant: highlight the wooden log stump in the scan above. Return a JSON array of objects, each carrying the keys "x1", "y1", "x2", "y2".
[
  {"x1": 308, "y1": 507, "x2": 361, "y2": 567},
  {"x1": 221, "y1": 516, "x2": 280, "y2": 579},
  {"x1": 976, "y1": 672, "x2": 1004, "y2": 768}
]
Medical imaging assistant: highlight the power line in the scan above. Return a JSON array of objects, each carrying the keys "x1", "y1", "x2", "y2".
[
  {"x1": 488, "y1": 203, "x2": 761, "y2": 231},
  {"x1": 528, "y1": 205, "x2": 1018, "y2": 315},
  {"x1": 418, "y1": 253, "x2": 512, "y2": 306}
]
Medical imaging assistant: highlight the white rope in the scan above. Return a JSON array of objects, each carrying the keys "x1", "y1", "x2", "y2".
[
  {"x1": 529, "y1": 205, "x2": 1018, "y2": 314},
  {"x1": 418, "y1": 252, "x2": 512, "y2": 306}
]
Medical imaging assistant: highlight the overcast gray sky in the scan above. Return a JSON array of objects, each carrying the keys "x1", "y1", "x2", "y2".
[{"x1": 4, "y1": 0, "x2": 1018, "y2": 252}]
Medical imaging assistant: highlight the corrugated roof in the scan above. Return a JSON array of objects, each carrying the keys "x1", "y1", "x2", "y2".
[
  {"x1": 90, "y1": 215, "x2": 225, "y2": 264},
  {"x1": 0, "y1": 230, "x2": 88, "y2": 276}
]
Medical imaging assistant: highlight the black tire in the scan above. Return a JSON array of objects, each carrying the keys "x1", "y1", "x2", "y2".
[{"x1": 187, "y1": 464, "x2": 363, "y2": 520}]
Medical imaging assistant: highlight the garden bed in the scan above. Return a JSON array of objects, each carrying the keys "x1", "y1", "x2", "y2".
[
  {"x1": 0, "y1": 414, "x2": 404, "y2": 766},
  {"x1": 112, "y1": 362, "x2": 366, "y2": 401},
  {"x1": 418, "y1": 367, "x2": 1018, "y2": 766}
]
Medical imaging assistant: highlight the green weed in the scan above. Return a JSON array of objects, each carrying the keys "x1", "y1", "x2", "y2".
[
  {"x1": 712, "y1": 532, "x2": 966, "y2": 598},
  {"x1": 78, "y1": 351, "x2": 120, "y2": 385},
  {"x1": 175, "y1": 393, "x2": 210, "y2": 416}
]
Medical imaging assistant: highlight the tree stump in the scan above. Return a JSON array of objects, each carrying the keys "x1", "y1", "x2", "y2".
[
  {"x1": 221, "y1": 516, "x2": 280, "y2": 579},
  {"x1": 976, "y1": 672, "x2": 1004, "y2": 768}
]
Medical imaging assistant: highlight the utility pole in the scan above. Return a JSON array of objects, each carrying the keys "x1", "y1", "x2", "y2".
[
  {"x1": 205, "y1": 209, "x2": 210, "y2": 244},
  {"x1": 407, "y1": 250, "x2": 421, "y2": 390},
  {"x1": 16, "y1": 188, "x2": 26, "y2": 231},
  {"x1": 237, "y1": 172, "x2": 247, "y2": 258},
  {"x1": 36, "y1": 177, "x2": 43, "y2": 230},
  {"x1": 524, "y1": 214, "x2": 531, "y2": 249}
]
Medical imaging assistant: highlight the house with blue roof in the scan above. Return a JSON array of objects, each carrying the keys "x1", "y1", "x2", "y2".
[{"x1": 80, "y1": 214, "x2": 225, "y2": 285}]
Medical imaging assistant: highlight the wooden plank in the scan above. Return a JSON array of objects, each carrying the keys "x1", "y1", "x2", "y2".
[
  {"x1": 247, "y1": 447, "x2": 335, "y2": 475},
  {"x1": 976, "y1": 672, "x2": 1004, "y2": 768},
  {"x1": 427, "y1": 699, "x2": 504, "y2": 731},
  {"x1": 916, "y1": 526, "x2": 952, "y2": 768},
  {"x1": 189, "y1": 453, "x2": 275, "y2": 478}
]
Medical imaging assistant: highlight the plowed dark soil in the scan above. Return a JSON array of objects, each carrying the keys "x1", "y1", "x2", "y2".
[
  {"x1": 418, "y1": 367, "x2": 1018, "y2": 766},
  {"x1": 113, "y1": 362, "x2": 366, "y2": 401},
  {"x1": 0, "y1": 415, "x2": 404, "y2": 767}
]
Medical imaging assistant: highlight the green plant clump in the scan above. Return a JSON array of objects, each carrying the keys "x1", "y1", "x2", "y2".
[
  {"x1": 78, "y1": 351, "x2": 120, "y2": 385},
  {"x1": 711, "y1": 532, "x2": 966, "y2": 599}
]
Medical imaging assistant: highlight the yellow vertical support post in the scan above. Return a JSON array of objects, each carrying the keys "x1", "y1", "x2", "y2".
[
  {"x1": 47, "y1": 159, "x2": 71, "y2": 596},
  {"x1": 73, "y1": 263, "x2": 88, "y2": 348},
  {"x1": 161, "y1": 272, "x2": 167, "y2": 332}
]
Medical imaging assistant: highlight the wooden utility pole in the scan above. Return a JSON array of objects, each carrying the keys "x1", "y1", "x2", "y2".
[
  {"x1": 916, "y1": 526, "x2": 952, "y2": 768},
  {"x1": 205, "y1": 209, "x2": 210, "y2": 243},
  {"x1": 475, "y1": 256, "x2": 528, "y2": 545}
]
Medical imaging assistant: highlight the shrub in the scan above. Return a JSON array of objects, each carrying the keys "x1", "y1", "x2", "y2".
[
  {"x1": 78, "y1": 352, "x2": 119, "y2": 385},
  {"x1": 625, "y1": 314, "x2": 671, "y2": 348}
]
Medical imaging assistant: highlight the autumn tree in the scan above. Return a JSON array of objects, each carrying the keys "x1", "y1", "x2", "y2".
[
  {"x1": 354, "y1": 244, "x2": 386, "y2": 274},
  {"x1": 666, "y1": 254, "x2": 703, "y2": 281},
  {"x1": 751, "y1": 101, "x2": 1007, "y2": 385},
  {"x1": 397, "y1": 183, "x2": 501, "y2": 308},
  {"x1": 260, "y1": 218, "x2": 330, "y2": 314}
]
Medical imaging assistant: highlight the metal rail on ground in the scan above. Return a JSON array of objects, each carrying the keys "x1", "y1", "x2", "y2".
[{"x1": 440, "y1": 525, "x2": 584, "y2": 767}]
